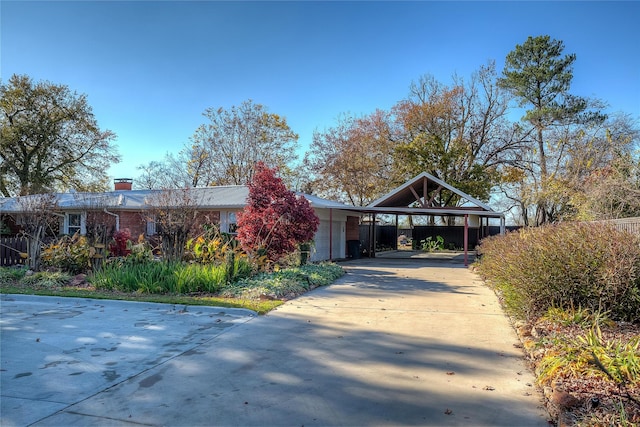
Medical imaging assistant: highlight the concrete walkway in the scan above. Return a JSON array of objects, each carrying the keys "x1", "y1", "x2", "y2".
[{"x1": 1, "y1": 258, "x2": 549, "y2": 426}]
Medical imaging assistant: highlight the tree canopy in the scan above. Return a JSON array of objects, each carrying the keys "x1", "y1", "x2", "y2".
[
  {"x1": 305, "y1": 110, "x2": 395, "y2": 206},
  {"x1": 0, "y1": 74, "x2": 120, "y2": 196},
  {"x1": 187, "y1": 100, "x2": 299, "y2": 186}
]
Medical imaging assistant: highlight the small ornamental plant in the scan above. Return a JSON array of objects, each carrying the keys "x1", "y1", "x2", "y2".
[
  {"x1": 237, "y1": 162, "x2": 319, "y2": 265},
  {"x1": 109, "y1": 228, "x2": 132, "y2": 257}
]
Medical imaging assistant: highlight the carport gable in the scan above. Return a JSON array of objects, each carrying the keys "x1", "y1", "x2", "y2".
[{"x1": 367, "y1": 172, "x2": 494, "y2": 214}]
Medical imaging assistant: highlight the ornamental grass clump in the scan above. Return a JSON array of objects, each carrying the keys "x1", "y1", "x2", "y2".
[{"x1": 476, "y1": 222, "x2": 640, "y2": 323}]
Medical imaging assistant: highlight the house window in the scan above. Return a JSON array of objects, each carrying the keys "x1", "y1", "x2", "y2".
[
  {"x1": 228, "y1": 212, "x2": 237, "y2": 234},
  {"x1": 65, "y1": 212, "x2": 86, "y2": 235},
  {"x1": 146, "y1": 217, "x2": 164, "y2": 236}
]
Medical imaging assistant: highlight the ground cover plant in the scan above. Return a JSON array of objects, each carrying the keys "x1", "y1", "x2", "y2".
[{"x1": 475, "y1": 222, "x2": 640, "y2": 426}]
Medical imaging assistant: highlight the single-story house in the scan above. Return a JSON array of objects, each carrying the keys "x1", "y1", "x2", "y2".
[
  {"x1": 1, "y1": 173, "x2": 506, "y2": 265},
  {"x1": 0, "y1": 179, "x2": 360, "y2": 262}
]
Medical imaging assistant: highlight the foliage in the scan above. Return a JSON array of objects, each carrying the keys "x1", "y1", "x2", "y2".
[
  {"x1": 237, "y1": 162, "x2": 319, "y2": 264},
  {"x1": 144, "y1": 189, "x2": 200, "y2": 262},
  {"x1": 185, "y1": 224, "x2": 243, "y2": 264},
  {"x1": 19, "y1": 271, "x2": 72, "y2": 288},
  {"x1": 0, "y1": 74, "x2": 119, "y2": 197},
  {"x1": 476, "y1": 222, "x2": 640, "y2": 322},
  {"x1": 187, "y1": 99, "x2": 299, "y2": 186},
  {"x1": 305, "y1": 110, "x2": 395, "y2": 206},
  {"x1": 14, "y1": 193, "x2": 60, "y2": 270},
  {"x1": 41, "y1": 233, "x2": 93, "y2": 274},
  {"x1": 221, "y1": 263, "x2": 344, "y2": 299},
  {"x1": 391, "y1": 64, "x2": 514, "y2": 204},
  {"x1": 541, "y1": 306, "x2": 614, "y2": 329},
  {"x1": 535, "y1": 316, "x2": 640, "y2": 393},
  {"x1": 0, "y1": 266, "x2": 27, "y2": 282},
  {"x1": 109, "y1": 229, "x2": 132, "y2": 257},
  {"x1": 420, "y1": 235, "x2": 444, "y2": 252},
  {"x1": 497, "y1": 35, "x2": 609, "y2": 225},
  {"x1": 91, "y1": 255, "x2": 253, "y2": 294}
]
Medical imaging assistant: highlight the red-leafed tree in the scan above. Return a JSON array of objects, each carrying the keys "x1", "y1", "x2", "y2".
[{"x1": 237, "y1": 162, "x2": 319, "y2": 263}]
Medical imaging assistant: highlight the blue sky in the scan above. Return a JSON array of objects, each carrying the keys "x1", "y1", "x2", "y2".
[{"x1": 2, "y1": 1, "x2": 639, "y2": 183}]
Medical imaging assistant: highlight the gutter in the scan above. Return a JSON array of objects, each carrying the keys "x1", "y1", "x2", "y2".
[{"x1": 103, "y1": 209, "x2": 120, "y2": 231}]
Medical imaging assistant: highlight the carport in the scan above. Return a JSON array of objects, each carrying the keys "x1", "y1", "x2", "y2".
[{"x1": 343, "y1": 172, "x2": 505, "y2": 266}]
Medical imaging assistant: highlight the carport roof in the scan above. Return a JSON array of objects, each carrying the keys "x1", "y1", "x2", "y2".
[{"x1": 348, "y1": 172, "x2": 503, "y2": 218}]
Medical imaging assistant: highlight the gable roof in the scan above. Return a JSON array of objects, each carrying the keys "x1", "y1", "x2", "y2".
[
  {"x1": 368, "y1": 172, "x2": 493, "y2": 211},
  {"x1": 353, "y1": 172, "x2": 503, "y2": 218}
]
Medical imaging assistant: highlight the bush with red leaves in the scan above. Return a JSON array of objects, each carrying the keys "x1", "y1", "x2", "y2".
[
  {"x1": 237, "y1": 162, "x2": 319, "y2": 263},
  {"x1": 109, "y1": 228, "x2": 132, "y2": 257}
]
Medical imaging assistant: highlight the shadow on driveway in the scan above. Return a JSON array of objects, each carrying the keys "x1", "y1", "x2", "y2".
[{"x1": 1, "y1": 258, "x2": 549, "y2": 426}]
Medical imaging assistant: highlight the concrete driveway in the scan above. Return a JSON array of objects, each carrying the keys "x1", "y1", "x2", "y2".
[{"x1": 1, "y1": 258, "x2": 550, "y2": 426}]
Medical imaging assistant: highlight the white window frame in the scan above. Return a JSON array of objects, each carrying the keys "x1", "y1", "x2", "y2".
[
  {"x1": 220, "y1": 211, "x2": 238, "y2": 234},
  {"x1": 64, "y1": 212, "x2": 86, "y2": 235}
]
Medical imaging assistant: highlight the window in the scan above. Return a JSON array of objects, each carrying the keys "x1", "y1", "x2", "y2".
[
  {"x1": 65, "y1": 212, "x2": 85, "y2": 235},
  {"x1": 228, "y1": 212, "x2": 237, "y2": 233}
]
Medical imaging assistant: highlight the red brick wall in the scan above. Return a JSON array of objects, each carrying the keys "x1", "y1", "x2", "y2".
[{"x1": 119, "y1": 211, "x2": 147, "y2": 238}]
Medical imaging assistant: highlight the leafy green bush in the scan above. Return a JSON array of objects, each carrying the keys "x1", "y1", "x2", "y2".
[
  {"x1": 421, "y1": 235, "x2": 444, "y2": 252},
  {"x1": 476, "y1": 222, "x2": 640, "y2": 322},
  {"x1": 0, "y1": 266, "x2": 28, "y2": 283}
]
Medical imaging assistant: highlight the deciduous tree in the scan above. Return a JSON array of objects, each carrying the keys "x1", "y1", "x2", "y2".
[
  {"x1": 188, "y1": 100, "x2": 299, "y2": 186},
  {"x1": 145, "y1": 188, "x2": 199, "y2": 262},
  {"x1": 305, "y1": 110, "x2": 395, "y2": 206},
  {"x1": 236, "y1": 162, "x2": 319, "y2": 263},
  {"x1": 392, "y1": 63, "x2": 521, "y2": 206},
  {"x1": 0, "y1": 74, "x2": 119, "y2": 196}
]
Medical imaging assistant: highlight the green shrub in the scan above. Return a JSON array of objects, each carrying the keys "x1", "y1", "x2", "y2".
[
  {"x1": 421, "y1": 235, "x2": 444, "y2": 252},
  {"x1": 476, "y1": 222, "x2": 640, "y2": 323},
  {"x1": 0, "y1": 266, "x2": 28, "y2": 283}
]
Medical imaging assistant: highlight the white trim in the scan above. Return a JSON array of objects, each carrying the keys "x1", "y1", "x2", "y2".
[
  {"x1": 64, "y1": 212, "x2": 86, "y2": 235},
  {"x1": 367, "y1": 172, "x2": 494, "y2": 212}
]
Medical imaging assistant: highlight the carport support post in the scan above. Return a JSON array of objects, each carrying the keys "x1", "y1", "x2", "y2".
[
  {"x1": 329, "y1": 208, "x2": 333, "y2": 261},
  {"x1": 464, "y1": 214, "x2": 469, "y2": 266}
]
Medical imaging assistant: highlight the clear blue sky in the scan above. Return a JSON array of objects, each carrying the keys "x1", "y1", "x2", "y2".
[{"x1": 2, "y1": 1, "x2": 639, "y2": 183}]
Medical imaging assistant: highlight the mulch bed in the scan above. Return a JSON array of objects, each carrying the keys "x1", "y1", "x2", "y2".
[{"x1": 513, "y1": 318, "x2": 640, "y2": 426}]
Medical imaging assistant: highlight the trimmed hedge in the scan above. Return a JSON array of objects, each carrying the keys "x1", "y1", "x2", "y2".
[{"x1": 476, "y1": 222, "x2": 640, "y2": 323}]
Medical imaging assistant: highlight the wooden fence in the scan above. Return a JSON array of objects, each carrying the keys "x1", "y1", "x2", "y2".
[{"x1": 0, "y1": 237, "x2": 28, "y2": 267}]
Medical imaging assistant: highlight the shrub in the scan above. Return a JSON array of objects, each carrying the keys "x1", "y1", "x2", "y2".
[
  {"x1": 0, "y1": 266, "x2": 28, "y2": 283},
  {"x1": 222, "y1": 263, "x2": 344, "y2": 299},
  {"x1": 421, "y1": 235, "x2": 444, "y2": 252},
  {"x1": 237, "y1": 162, "x2": 319, "y2": 264},
  {"x1": 185, "y1": 224, "x2": 245, "y2": 264},
  {"x1": 476, "y1": 222, "x2": 640, "y2": 322},
  {"x1": 20, "y1": 271, "x2": 72, "y2": 288},
  {"x1": 109, "y1": 229, "x2": 132, "y2": 257},
  {"x1": 41, "y1": 233, "x2": 92, "y2": 274}
]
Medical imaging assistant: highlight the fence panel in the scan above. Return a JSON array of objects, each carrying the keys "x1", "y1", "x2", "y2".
[
  {"x1": 0, "y1": 237, "x2": 28, "y2": 267},
  {"x1": 596, "y1": 217, "x2": 640, "y2": 236}
]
